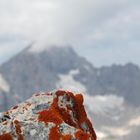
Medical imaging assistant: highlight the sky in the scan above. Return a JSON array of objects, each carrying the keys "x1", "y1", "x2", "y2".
[{"x1": 0, "y1": 0, "x2": 140, "y2": 66}]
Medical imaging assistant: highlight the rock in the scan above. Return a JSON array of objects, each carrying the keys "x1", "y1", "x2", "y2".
[{"x1": 0, "y1": 90, "x2": 96, "y2": 140}]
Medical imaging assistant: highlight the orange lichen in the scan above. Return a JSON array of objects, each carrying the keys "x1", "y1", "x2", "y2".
[
  {"x1": 74, "y1": 94, "x2": 96, "y2": 139},
  {"x1": 55, "y1": 91, "x2": 78, "y2": 127},
  {"x1": 35, "y1": 93, "x2": 41, "y2": 96},
  {"x1": 26, "y1": 103, "x2": 31, "y2": 106},
  {"x1": 74, "y1": 94, "x2": 87, "y2": 122},
  {"x1": 12, "y1": 106, "x2": 18, "y2": 110},
  {"x1": 85, "y1": 118, "x2": 97, "y2": 139},
  {"x1": 38, "y1": 91, "x2": 76, "y2": 126},
  {"x1": 38, "y1": 109, "x2": 63, "y2": 125},
  {"x1": 49, "y1": 126, "x2": 60, "y2": 140},
  {"x1": 14, "y1": 120, "x2": 22, "y2": 134},
  {"x1": 75, "y1": 130, "x2": 90, "y2": 140},
  {"x1": 3, "y1": 121, "x2": 8, "y2": 125},
  {"x1": 57, "y1": 107, "x2": 77, "y2": 127},
  {"x1": 4, "y1": 112, "x2": 9, "y2": 115},
  {"x1": 61, "y1": 134, "x2": 72, "y2": 140},
  {"x1": 14, "y1": 120, "x2": 24, "y2": 140},
  {"x1": 48, "y1": 90, "x2": 96, "y2": 139},
  {"x1": 0, "y1": 133, "x2": 13, "y2": 140}
]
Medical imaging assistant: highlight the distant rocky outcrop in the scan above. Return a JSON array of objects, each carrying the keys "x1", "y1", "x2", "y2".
[{"x1": 0, "y1": 90, "x2": 96, "y2": 140}]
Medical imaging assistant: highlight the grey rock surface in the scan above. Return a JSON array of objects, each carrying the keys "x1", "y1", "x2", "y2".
[{"x1": 0, "y1": 90, "x2": 96, "y2": 140}]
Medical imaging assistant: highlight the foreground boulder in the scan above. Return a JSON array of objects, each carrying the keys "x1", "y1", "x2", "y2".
[{"x1": 0, "y1": 90, "x2": 96, "y2": 140}]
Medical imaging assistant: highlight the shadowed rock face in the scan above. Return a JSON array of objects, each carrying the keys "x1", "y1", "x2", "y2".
[{"x1": 0, "y1": 90, "x2": 96, "y2": 140}]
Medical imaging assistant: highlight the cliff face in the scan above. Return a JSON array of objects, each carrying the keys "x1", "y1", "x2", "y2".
[{"x1": 0, "y1": 90, "x2": 96, "y2": 140}]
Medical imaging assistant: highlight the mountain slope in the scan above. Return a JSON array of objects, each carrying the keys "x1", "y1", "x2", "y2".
[
  {"x1": 0, "y1": 46, "x2": 140, "y2": 110},
  {"x1": 0, "y1": 46, "x2": 95, "y2": 109}
]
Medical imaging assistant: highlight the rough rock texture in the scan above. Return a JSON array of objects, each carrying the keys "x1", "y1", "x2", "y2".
[{"x1": 0, "y1": 90, "x2": 96, "y2": 140}]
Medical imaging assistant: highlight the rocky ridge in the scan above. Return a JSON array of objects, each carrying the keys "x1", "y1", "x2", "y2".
[
  {"x1": 0, "y1": 90, "x2": 96, "y2": 140},
  {"x1": 1, "y1": 46, "x2": 140, "y2": 113}
]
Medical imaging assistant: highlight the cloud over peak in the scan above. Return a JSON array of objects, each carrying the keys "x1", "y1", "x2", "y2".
[{"x1": 0, "y1": 0, "x2": 140, "y2": 65}]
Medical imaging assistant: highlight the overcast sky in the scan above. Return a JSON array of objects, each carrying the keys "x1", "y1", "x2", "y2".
[{"x1": 0, "y1": 0, "x2": 140, "y2": 66}]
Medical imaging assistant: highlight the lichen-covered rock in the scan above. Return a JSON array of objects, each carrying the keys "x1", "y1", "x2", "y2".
[{"x1": 0, "y1": 90, "x2": 96, "y2": 140}]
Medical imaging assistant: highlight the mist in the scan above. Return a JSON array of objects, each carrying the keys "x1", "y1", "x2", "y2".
[{"x1": 0, "y1": 0, "x2": 140, "y2": 66}]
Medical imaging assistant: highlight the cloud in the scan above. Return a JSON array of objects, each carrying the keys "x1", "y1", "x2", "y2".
[
  {"x1": 0, "y1": 0, "x2": 140, "y2": 65},
  {"x1": 0, "y1": 34, "x2": 28, "y2": 64},
  {"x1": 84, "y1": 94, "x2": 124, "y2": 116}
]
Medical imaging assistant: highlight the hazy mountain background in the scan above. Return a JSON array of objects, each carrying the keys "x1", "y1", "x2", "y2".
[
  {"x1": 0, "y1": 0, "x2": 140, "y2": 139},
  {"x1": 0, "y1": 46, "x2": 140, "y2": 140}
]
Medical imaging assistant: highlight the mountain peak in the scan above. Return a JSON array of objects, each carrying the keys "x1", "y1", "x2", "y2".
[{"x1": 28, "y1": 44, "x2": 73, "y2": 53}]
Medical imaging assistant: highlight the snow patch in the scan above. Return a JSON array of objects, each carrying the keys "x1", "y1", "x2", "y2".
[{"x1": 57, "y1": 69, "x2": 87, "y2": 93}]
